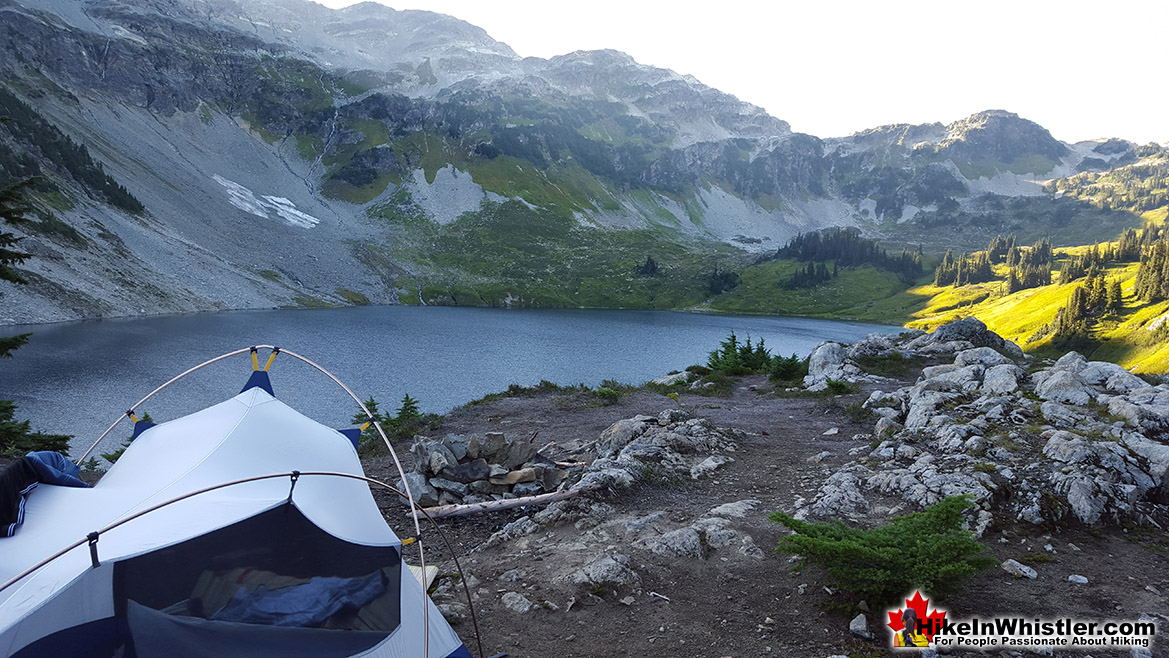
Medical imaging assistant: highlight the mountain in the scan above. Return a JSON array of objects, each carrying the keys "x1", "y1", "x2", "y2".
[{"x1": 0, "y1": 0, "x2": 1161, "y2": 323}]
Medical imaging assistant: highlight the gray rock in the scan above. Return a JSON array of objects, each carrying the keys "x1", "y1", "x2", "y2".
[
  {"x1": 650, "y1": 371, "x2": 691, "y2": 386},
  {"x1": 489, "y1": 467, "x2": 539, "y2": 486},
  {"x1": 469, "y1": 479, "x2": 509, "y2": 495},
  {"x1": 576, "y1": 465, "x2": 636, "y2": 491},
  {"x1": 482, "y1": 516, "x2": 540, "y2": 549},
  {"x1": 690, "y1": 455, "x2": 733, "y2": 479},
  {"x1": 706, "y1": 499, "x2": 761, "y2": 518},
  {"x1": 1068, "y1": 574, "x2": 1088, "y2": 584},
  {"x1": 442, "y1": 433, "x2": 469, "y2": 461},
  {"x1": 1040, "y1": 401, "x2": 1085, "y2": 427},
  {"x1": 874, "y1": 416, "x2": 902, "y2": 437},
  {"x1": 481, "y1": 432, "x2": 507, "y2": 460},
  {"x1": 806, "y1": 466, "x2": 871, "y2": 518},
  {"x1": 650, "y1": 527, "x2": 705, "y2": 558},
  {"x1": 849, "y1": 613, "x2": 872, "y2": 639},
  {"x1": 413, "y1": 439, "x2": 459, "y2": 476},
  {"x1": 501, "y1": 440, "x2": 537, "y2": 470},
  {"x1": 982, "y1": 364, "x2": 1022, "y2": 395},
  {"x1": 570, "y1": 554, "x2": 641, "y2": 590},
  {"x1": 596, "y1": 418, "x2": 649, "y2": 457},
  {"x1": 955, "y1": 346, "x2": 1012, "y2": 367},
  {"x1": 1036, "y1": 369, "x2": 1095, "y2": 406},
  {"x1": 1052, "y1": 351, "x2": 1088, "y2": 372},
  {"x1": 436, "y1": 602, "x2": 467, "y2": 623},
  {"x1": 1001, "y1": 559, "x2": 1038, "y2": 579},
  {"x1": 658, "y1": 408, "x2": 692, "y2": 425},
  {"x1": 429, "y1": 477, "x2": 468, "y2": 496},
  {"x1": 501, "y1": 591, "x2": 535, "y2": 614},
  {"x1": 440, "y1": 458, "x2": 492, "y2": 484},
  {"x1": 808, "y1": 341, "x2": 847, "y2": 377},
  {"x1": 512, "y1": 481, "x2": 543, "y2": 497},
  {"x1": 918, "y1": 317, "x2": 1013, "y2": 351},
  {"x1": 738, "y1": 535, "x2": 765, "y2": 559},
  {"x1": 396, "y1": 472, "x2": 439, "y2": 507}
]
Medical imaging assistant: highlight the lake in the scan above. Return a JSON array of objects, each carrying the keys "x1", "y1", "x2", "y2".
[{"x1": 0, "y1": 306, "x2": 899, "y2": 457}]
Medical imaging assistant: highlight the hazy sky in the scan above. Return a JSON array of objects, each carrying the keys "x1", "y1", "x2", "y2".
[{"x1": 317, "y1": 0, "x2": 1167, "y2": 144}]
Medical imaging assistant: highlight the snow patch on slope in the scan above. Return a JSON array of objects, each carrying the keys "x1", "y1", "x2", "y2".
[{"x1": 212, "y1": 175, "x2": 320, "y2": 228}]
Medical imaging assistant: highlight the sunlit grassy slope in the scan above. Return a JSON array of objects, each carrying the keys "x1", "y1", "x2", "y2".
[{"x1": 884, "y1": 258, "x2": 1169, "y2": 373}]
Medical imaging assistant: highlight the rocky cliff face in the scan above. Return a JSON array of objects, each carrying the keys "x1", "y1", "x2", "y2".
[{"x1": 0, "y1": 0, "x2": 1150, "y2": 323}]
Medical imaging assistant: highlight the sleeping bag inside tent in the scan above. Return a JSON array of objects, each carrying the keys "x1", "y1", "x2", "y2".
[{"x1": 0, "y1": 367, "x2": 473, "y2": 658}]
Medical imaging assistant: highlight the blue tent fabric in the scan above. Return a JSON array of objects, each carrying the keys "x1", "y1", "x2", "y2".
[
  {"x1": 240, "y1": 371, "x2": 275, "y2": 396},
  {"x1": 337, "y1": 429, "x2": 362, "y2": 449},
  {"x1": 25, "y1": 451, "x2": 88, "y2": 488},
  {"x1": 210, "y1": 571, "x2": 387, "y2": 628},
  {"x1": 131, "y1": 419, "x2": 157, "y2": 440}
]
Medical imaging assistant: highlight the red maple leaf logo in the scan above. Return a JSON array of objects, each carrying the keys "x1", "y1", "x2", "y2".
[{"x1": 887, "y1": 590, "x2": 947, "y2": 643}]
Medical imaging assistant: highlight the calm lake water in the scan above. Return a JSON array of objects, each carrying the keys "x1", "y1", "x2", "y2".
[{"x1": 0, "y1": 306, "x2": 898, "y2": 457}]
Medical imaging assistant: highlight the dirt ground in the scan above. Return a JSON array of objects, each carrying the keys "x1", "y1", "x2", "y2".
[{"x1": 368, "y1": 375, "x2": 1169, "y2": 658}]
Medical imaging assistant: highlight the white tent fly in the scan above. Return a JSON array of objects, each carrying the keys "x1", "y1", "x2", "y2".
[{"x1": 0, "y1": 348, "x2": 474, "y2": 658}]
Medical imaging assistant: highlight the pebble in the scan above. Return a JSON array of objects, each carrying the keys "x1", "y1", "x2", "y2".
[
  {"x1": 1068, "y1": 575, "x2": 1089, "y2": 584},
  {"x1": 1001, "y1": 559, "x2": 1038, "y2": 579}
]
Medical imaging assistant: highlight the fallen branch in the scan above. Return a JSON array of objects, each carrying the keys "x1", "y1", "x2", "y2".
[{"x1": 415, "y1": 485, "x2": 602, "y2": 519}]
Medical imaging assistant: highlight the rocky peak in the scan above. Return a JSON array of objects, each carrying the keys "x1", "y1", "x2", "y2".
[{"x1": 937, "y1": 109, "x2": 1069, "y2": 164}]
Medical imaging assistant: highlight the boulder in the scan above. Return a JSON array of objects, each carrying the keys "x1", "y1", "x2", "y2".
[
  {"x1": 912, "y1": 317, "x2": 1019, "y2": 355},
  {"x1": 570, "y1": 554, "x2": 641, "y2": 590},
  {"x1": 706, "y1": 499, "x2": 761, "y2": 519},
  {"x1": 440, "y1": 458, "x2": 492, "y2": 484},
  {"x1": 955, "y1": 346, "x2": 1011, "y2": 367},
  {"x1": 501, "y1": 592, "x2": 535, "y2": 614},
  {"x1": 489, "y1": 467, "x2": 539, "y2": 486},
  {"x1": 429, "y1": 477, "x2": 468, "y2": 496},
  {"x1": 1052, "y1": 351, "x2": 1088, "y2": 373},
  {"x1": 1036, "y1": 369, "x2": 1095, "y2": 406},
  {"x1": 596, "y1": 418, "x2": 649, "y2": 457},
  {"x1": 805, "y1": 466, "x2": 871, "y2": 519},
  {"x1": 397, "y1": 472, "x2": 439, "y2": 508},
  {"x1": 442, "y1": 434, "x2": 469, "y2": 461},
  {"x1": 982, "y1": 364, "x2": 1022, "y2": 395},
  {"x1": 650, "y1": 527, "x2": 705, "y2": 558},
  {"x1": 690, "y1": 455, "x2": 733, "y2": 479},
  {"x1": 413, "y1": 439, "x2": 458, "y2": 476},
  {"x1": 501, "y1": 440, "x2": 537, "y2": 470},
  {"x1": 480, "y1": 432, "x2": 508, "y2": 460},
  {"x1": 650, "y1": 371, "x2": 691, "y2": 386},
  {"x1": 511, "y1": 481, "x2": 541, "y2": 497},
  {"x1": 657, "y1": 408, "x2": 692, "y2": 425}
]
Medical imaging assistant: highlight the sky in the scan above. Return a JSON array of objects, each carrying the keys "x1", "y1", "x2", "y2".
[{"x1": 316, "y1": 0, "x2": 1167, "y2": 145}]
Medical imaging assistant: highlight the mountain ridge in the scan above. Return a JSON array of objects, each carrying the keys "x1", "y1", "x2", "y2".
[{"x1": 0, "y1": 0, "x2": 1162, "y2": 329}]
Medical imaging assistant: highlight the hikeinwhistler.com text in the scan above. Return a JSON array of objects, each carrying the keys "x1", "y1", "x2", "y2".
[{"x1": 922, "y1": 617, "x2": 1157, "y2": 649}]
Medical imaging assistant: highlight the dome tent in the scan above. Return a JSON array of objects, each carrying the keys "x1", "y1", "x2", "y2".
[{"x1": 0, "y1": 348, "x2": 472, "y2": 658}]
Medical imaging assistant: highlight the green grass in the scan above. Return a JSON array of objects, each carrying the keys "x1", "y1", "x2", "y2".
[
  {"x1": 336, "y1": 288, "x2": 370, "y2": 305},
  {"x1": 955, "y1": 154, "x2": 1059, "y2": 179},
  {"x1": 370, "y1": 197, "x2": 749, "y2": 310},
  {"x1": 708, "y1": 260, "x2": 911, "y2": 317}
]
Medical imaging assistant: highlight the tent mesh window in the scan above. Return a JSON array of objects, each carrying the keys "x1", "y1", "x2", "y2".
[{"x1": 114, "y1": 504, "x2": 402, "y2": 637}]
